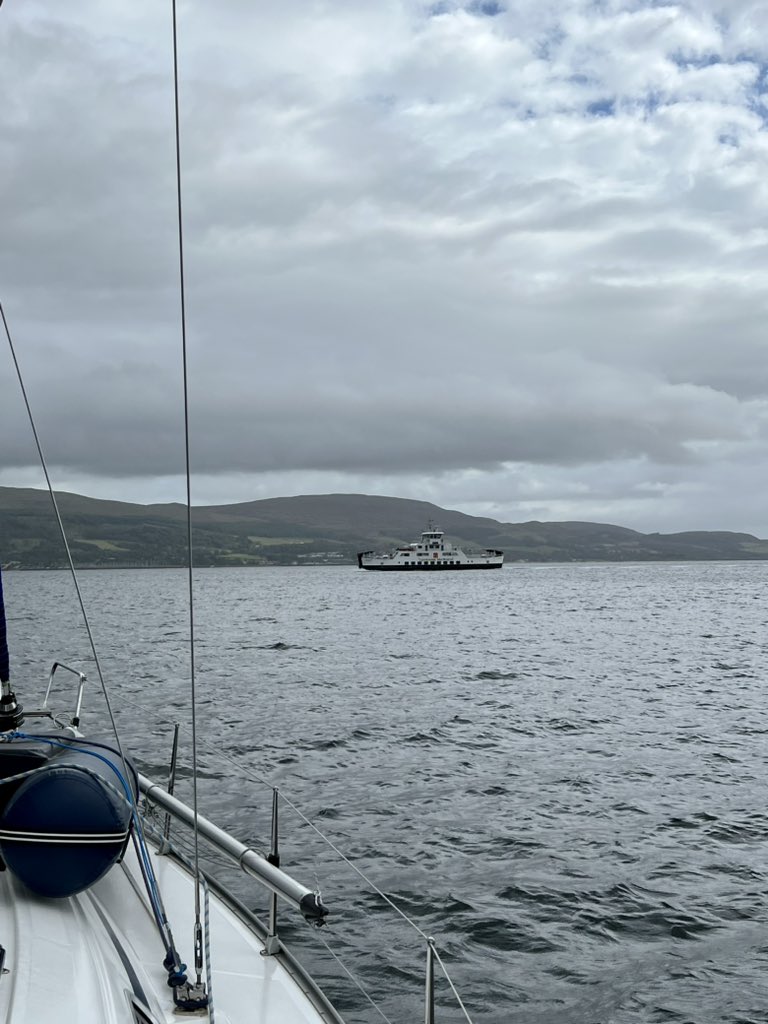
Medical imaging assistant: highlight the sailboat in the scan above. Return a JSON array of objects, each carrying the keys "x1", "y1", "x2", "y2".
[{"x1": 0, "y1": 3, "x2": 474, "y2": 1023}]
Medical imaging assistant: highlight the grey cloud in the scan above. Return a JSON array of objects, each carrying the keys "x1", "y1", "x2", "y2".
[{"x1": 2, "y1": 1, "x2": 768, "y2": 534}]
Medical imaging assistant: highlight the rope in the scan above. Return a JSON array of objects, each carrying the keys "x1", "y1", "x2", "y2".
[
  {"x1": 202, "y1": 876, "x2": 215, "y2": 1024},
  {"x1": 0, "y1": 829, "x2": 129, "y2": 843},
  {"x1": 140, "y1": 819, "x2": 215, "y2": 1023}
]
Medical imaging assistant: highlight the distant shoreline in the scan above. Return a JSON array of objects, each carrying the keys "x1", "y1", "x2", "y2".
[
  {"x1": 3, "y1": 488, "x2": 767, "y2": 566},
  {"x1": 5, "y1": 558, "x2": 768, "y2": 572}
]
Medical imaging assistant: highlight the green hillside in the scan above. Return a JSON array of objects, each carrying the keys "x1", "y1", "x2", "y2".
[{"x1": 2, "y1": 487, "x2": 768, "y2": 568}]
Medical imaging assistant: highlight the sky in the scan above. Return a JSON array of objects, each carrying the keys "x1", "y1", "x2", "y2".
[{"x1": 1, "y1": 0, "x2": 768, "y2": 535}]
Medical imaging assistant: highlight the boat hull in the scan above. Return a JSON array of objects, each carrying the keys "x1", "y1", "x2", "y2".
[{"x1": 358, "y1": 559, "x2": 503, "y2": 571}]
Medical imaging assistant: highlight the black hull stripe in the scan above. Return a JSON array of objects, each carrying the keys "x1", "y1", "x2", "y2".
[
  {"x1": 87, "y1": 893, "x2": 150, "y2": 1008},
  {"x1": 359, "y1": 563, "x2": 503, "y2": 571}
]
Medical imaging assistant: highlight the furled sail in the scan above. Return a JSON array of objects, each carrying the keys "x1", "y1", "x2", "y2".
[
  {"x1": 0, "y1": 566, "x2": 9, "y2": 684},
  {"x1": 0, "y1": 565, "x2": 23, "y2": 730}
]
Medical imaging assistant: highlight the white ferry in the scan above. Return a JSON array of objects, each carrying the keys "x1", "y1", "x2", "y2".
[{"x1": 357, "y1": 524, "x2": 504, "y2": 571}]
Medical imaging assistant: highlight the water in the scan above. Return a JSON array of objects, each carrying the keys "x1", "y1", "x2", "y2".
[{"x1": 4, "y1": 562, "x2": 768, "y2": 1023}]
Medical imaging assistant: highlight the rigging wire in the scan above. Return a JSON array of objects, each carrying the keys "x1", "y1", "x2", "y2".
[
  {"x1": 0, "y1": 304, "x2": 132, "y2": 785},
  {"x1": 430, "y1": 943, "x2": 476, "y2": 1024},
  {"x1": 115, "y1": 692, "x2": 433, "y2": 935},
  {"x1": 1, "y1": 184, "x2": 189, "y2": 999},
  {"x1": 309, "y1": 926, "x2": 396, "y2": 1024},
  {"x1": 4, "y1": 295, "x2": 193, "y2": 986},
  {"x1": 170, "y1": 0, "x2": 205, "y2": 989}
]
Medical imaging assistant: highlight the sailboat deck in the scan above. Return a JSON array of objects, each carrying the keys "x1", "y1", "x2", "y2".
[{"x1": 0, "y1": 842, "x2": 336, "y2": 1024}]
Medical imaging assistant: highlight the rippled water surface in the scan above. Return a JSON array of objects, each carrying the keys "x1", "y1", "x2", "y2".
[{"x1": 5, "y1": 562, "x2": 768, "y2": 1023}]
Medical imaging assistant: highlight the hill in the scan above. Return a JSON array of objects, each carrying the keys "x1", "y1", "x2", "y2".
[{"x1": 2, "y1": 487, "x2": 768, "y2": 568}]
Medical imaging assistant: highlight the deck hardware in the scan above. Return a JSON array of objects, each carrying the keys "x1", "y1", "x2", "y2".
[
  {"x1": 43, "y1": 662, "x2": 86, "y2": 727},
  {"x1": 424, "y1": 936, "x2": 436, "y2": 1024},
  {"x1": 139, "y1": 774, "x2": 328, "y2": 920},
  {"x1": 262, "y1": 787, "x2": 281, "y2": 955}
]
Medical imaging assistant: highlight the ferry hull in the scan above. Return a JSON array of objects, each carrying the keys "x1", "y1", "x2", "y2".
[{"x1": 358, "y1": 561, "x2": 503, "y2": 571}]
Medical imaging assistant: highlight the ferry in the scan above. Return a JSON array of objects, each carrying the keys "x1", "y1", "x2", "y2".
[{"x1": 357, "y1": 524, "x2": 504, "y2": 571}]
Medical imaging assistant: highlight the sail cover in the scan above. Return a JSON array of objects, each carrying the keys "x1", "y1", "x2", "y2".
[{"x1": 0, "y1": 567, "x2": 9, "y2": 683}]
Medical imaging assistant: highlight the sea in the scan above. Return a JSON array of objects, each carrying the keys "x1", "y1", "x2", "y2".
[{"x1": 4, "y1": 561, "x2": 768, "y2": 1024}]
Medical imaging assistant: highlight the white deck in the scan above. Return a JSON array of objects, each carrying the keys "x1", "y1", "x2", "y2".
[{"x1": 0, "y1": 841, "x2": 335, "y2": 1024}]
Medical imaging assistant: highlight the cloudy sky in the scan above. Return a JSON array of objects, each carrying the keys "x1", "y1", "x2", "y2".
[{"x1": 2, "y1": 0, "x2": 768, "y2": 535}]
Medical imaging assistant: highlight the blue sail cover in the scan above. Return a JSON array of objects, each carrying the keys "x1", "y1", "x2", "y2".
[
  {"x1": 0, "y1": 739, "x2": 137, "y2": 897},
  {"x1": 0, "y1": 566, "x2": 9, "y2": 683}
]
